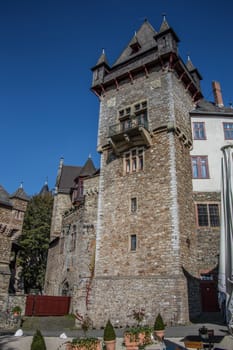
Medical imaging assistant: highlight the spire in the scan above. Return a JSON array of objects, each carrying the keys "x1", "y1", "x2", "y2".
[
  {"x1": 79, "y1": 157, "x2": 96, "y2": 177},
  {"x1": 40, "y1": 178, "x2": 50, "y2": 195},
  {"x1": 10, "y1": 183, "x2": 30, "y2": 201},
  {"x1": 95, "y1": 48, "x2": 110, "y2": 67},
  {"x1": 159, "y1": 13, "x2": 170, "y2": 32},
  {"x1": 186, "y1": 55, "x2": 196, "y2": 71}
]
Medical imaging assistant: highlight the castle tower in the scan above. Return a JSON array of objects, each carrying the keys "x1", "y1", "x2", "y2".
[{"x1": 90, "y1": 18, "x2": 202, "y2": 326}]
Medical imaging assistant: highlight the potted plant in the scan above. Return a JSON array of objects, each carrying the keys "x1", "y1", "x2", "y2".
[
  {"x1": 124, "y1": 308, "x2": 152, "y2": 350},
  {"x1": 12, "y1": 306, "x2": 22, "y2": 316},
  {"x1": 65, "y1": 313, "x2": 101, "y2": 350},
  {"x1": 31, "y1": 329, "x2": 46, "y2": 350},
  {"x1": 153, "y1": 313, "x2": 166, "y2": 341},
  {"x1": 198, "y1": 326, "x2": 208, "y2": 340},
  {"x1": 103, "y1": 319, "x2": 116, "y2": 350}
]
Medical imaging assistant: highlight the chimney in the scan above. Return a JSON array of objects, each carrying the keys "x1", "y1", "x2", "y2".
[{"x1": 212, "y1": 81, "x2": 224, "y2": 107}]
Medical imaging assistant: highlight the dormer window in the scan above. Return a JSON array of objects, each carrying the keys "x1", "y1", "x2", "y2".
[
  {"x1": 130, "y1": 35, "x2": 141, "y2": 54},
  {"x1": 130, "y1": 42, "x2": 141, "y2": 54}
]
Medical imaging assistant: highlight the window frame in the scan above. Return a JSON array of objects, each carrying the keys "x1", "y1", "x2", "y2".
[
  {"x1": 130, "y1": 234, "x2": 137, "y2": 251},
  {"x1": 223, "y1": 122, "x2": 233, "y2": 140},
  {"x1": 124, "y1": 147, "x2": 145, "y2": 174},
  {"x1": 193, "y1": 122, "x2": 206, "y2": 140},
  {"x1": 195, "y1": 203, "x2": 220, "y2": 228},
  {"x1": 191, "y1": 155, "x2": 209, "y2": 179},
  {"x1": 131, "y1": 197, "x2": 137, "y2": 213}
]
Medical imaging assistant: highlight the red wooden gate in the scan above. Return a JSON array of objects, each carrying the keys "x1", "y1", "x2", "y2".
[{"x1": 25, "y1": 295, "x2": 71, "y2": 316}]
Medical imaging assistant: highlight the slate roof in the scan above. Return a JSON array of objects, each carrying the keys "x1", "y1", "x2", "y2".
[
  {"x1": 192, "y1": 99, "x2": 233, "y2": 115},
  {"x1": 39, "y1": 182, "x2": 50, "y2": 195},
  {"x1": 57, "y1": 157, "x2": 98, "y2": 194},
  {"x1": 95, "y1": 49, "x2": 110, "y2": 68},
  {"x1": 10, "y1": 187, "x2": 30, "y2": 201},
  {"x1": 79, "y1": 157, "x2": 96, "y2": 177},
  {"x1": 112, "y1": 19, "x2": 157, "y2": 67},
  {"x1": 58, "y1": 165, "x2": 82, "y2": 194},
  {"x1": 0, "y1": 185, "x2": 12, "y2": 207}
]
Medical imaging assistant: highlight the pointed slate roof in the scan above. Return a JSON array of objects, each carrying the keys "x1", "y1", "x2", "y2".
[
  {"x1": 186, "y1": 56, "x2": 195, "y2": 71},
  {"x1": 0, "y1": 185, "x2": 12, "y2": 207},
  {"x1": 58, "y1": 165, "x2": 82, "y2": 194},
  {"x1": 79, "y1": 157, "x2": 96, "y2": 177},
  {"x1": 10, "y1": 186, "x2": 30, "y2": 201},
  {"x1": 113, "y1": 19, "x2": 157, "y2": 67},
  {"x1": 159, "y1": 16, "x2": 170, "y2": 32},
  {"x1": 39, "y1": 181, "x2": 50, "y2": 195},
  {"x1": 156, "y1": 15, "x2": 180, "y2": 42},
  {"x1": 186, "y1": 55, "x2": 202, "y2": 80},
  {"x1": 95, "y1": 49, "x2": 110, "y2": 68}
]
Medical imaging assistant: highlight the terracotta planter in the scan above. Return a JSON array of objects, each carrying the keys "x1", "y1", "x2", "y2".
[
  {"x1": 104, "y1": 339, "x2": 116, "y2": 350},
  {"x1": 65, "y1": 339, "x2": 101, "y2": 350},
  {"x1": 124, "y1": 333, "x2": 140, "y2": 350},
  {"x1": 139, "y1": 331, "x2": 152, "y2": 345},
  {"x1": 154, "y1": 329, "x2": 165, "y2": 341}
]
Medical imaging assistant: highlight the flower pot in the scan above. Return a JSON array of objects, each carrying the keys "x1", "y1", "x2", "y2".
[
  {"x1": 124, "y1": 334, "x2": 140, "y2": 350},
  {"x1": 154, "y1": 329, "x2": 165, "y2": 341},
  {"x1": 104, "y1": 339, "x2": 116, "y2": 350},
  {"x1": 66, "y1": 339, "x2": 101, "y2": 350}
]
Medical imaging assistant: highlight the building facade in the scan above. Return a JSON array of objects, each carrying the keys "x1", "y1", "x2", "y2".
[
  {"x1": 45, "y1": 18, "x2": 233, "y2": 327},
  {"x1": 190, "y1": 82, "x2": 233, "y2": 312},
  {"x1": 0, "y1": 184, "x2": 29, "y2": 309}
]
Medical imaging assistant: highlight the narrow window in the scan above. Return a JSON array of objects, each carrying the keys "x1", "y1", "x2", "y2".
[
  {"x1": 209, "y1": 204, "x2": 220, "y2": 227},
  {"x1": 125, "y1": 153, "x2": 130, "y2": 173},
  {"x1": 193, "y1": 122, "x2": 206, "y2": 140},
  {"x1": 138, "y1": 149, "x2": 144, "y2": 170},
  {"x1": 132, "y1": 150, "x2": 137, "y2": 172},
  {"x1": 130, "y1": 234, "x2": 137, "y2": 251},
  {"x1": 191, "y1": 156, "x2": 209, "y2": 179},
  {"x1": 223, "y1": 122, "x2": 233, "y2": 140},
  {"x1": 197, "y1": 204, "x2": 208, "y2": 226},
  {"x1": 131, "y1": 197, "x2": 137, "y2": 212}
]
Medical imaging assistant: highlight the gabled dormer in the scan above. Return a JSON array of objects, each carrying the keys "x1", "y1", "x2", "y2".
[
  {"x1": 72, "y1": 157, "x2": 96, "y2": 205},
  {"x1": 154, "y1": 16, "x2": 179, "y2": 56},
  {"x1": 112, "y1": 19, "x2": 157, "y2": 67}
]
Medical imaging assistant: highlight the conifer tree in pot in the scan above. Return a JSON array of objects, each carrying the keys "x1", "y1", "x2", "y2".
[
  {"x1": 31, "y1": 329, "x2": 47, "y2": 350},
  {"x1": 153, "y1": 313, "x2": 166, "y2": 341},
  {"x1": 103, "y1": 319, "x2": 116, "y2": 350}
]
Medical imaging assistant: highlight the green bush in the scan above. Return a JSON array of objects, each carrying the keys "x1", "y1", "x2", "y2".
[
  {"x1": 104, "y1": 319, "x2": 116, "y2": 341},
  {"x1": 154, "y1": 313, "x2": 166, "y2": 330},
  {"x1": 31, "y1": 329, "x2": 46, "y2": 350}
]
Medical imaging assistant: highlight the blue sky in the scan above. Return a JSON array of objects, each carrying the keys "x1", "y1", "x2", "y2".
[{"x1": 1, "y1": 0, "x2": 232, "y2": 195}]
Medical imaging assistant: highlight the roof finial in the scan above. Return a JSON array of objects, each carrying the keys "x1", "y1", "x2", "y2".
[
  {"x1": 162, "y1": 12, "x2": 166, "y2": 21},
  {"x1": 20, "y1": 181, "x2": 23, "y2": 189},
  {"x1": 88, "y1": 153, "x2": 92, "y2": 159},
  {"x1": 45, "y1": 176, "x2": 48, "y2": 185},
  {"x1": 102, "y1": 48, "x2": 105, "y2": 55}
]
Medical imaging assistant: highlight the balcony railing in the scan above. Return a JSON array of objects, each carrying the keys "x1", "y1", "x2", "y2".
[{"x1": 109, "y1": 115, "x2": 148, "y2": 137}]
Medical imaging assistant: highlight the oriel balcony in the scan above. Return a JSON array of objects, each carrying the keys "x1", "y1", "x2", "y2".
[{"x1": 108, "y1": 115, "x2": 152, "y2": 154}]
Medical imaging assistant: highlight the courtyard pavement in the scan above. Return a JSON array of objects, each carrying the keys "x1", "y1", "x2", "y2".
[{"x1": 0, "y1": 322, "x2": 233, "y2": 350}]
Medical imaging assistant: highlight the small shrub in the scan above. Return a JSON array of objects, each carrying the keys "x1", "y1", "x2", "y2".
[
  {"x1": 104, "y1": 319, "x2": 116, "y2": 341},
  {"x1": 154, "y1": 313, "x2": 166, "y2": 330},
  {"x1": 31, "y1": 329, "x2": 46, "y2": 350}
]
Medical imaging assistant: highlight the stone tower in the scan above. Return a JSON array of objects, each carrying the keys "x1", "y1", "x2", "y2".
[
  {"x1": 0, "y1": 184, "x2": 29, "y2": 308},
  {"x1": 90, "y1": 18, "x2": 202, "y2": 326}
]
